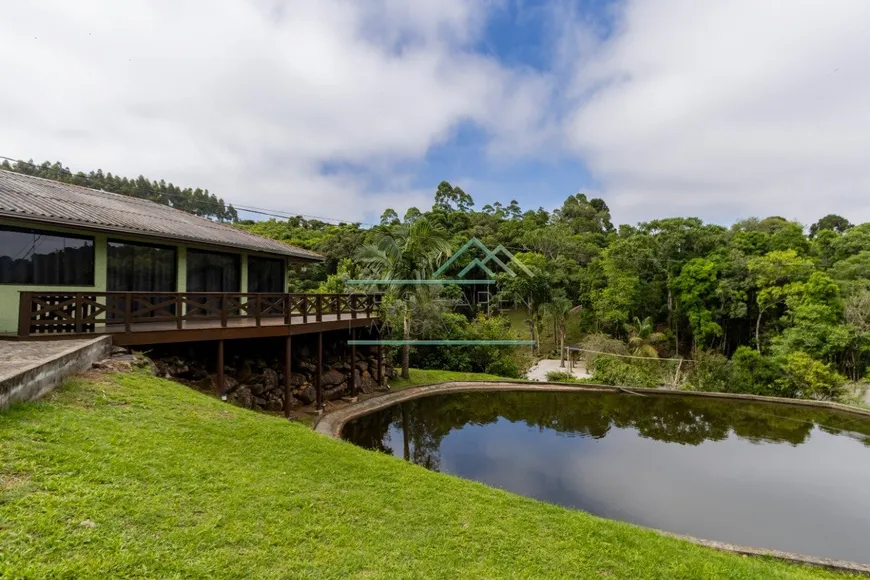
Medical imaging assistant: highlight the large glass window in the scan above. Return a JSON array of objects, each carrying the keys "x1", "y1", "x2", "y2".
[
  {"x1": 107, "y1": 241, "x2": 177, "y2": 292},
  {"x1": 247, "y1": 256, "x2": 285, "y2": 293},
  {"x1": 186, "y1": 249, "x2": 240, "y2": 293},
  {"x1": 107, "y1": 241, "x2": 177, "y2": 320},
  {"x1": 0, "y1": 226, "x2": 94, "y2": 286}
]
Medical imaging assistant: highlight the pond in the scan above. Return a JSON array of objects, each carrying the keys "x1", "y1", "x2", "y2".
[{"x1": 342, "y1": 390, "x2": 870, "y2": 564}]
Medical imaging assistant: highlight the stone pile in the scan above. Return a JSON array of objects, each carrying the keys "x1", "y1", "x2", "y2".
[{"x1": 151, "y1": 343, "x2": 393, "y2": 412}]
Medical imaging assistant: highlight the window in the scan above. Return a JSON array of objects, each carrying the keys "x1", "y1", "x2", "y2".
[
  {"x1": 107, "y1": 241, "x2": 177, "y2": 292},
  {"x1": 0, "y1": 225, "x2": 94, "y2": 286},
  {"x1": 186, "y1": 249, "x2": 240, "y2": 293},
  {"x1": 248, "y1": 256, "x2": 285, "y2": 293},
  {"x1": 106, "y1": 241, "x2": 177, "y2": 320}
]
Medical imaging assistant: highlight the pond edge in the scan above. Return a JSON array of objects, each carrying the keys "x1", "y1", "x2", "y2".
[{"x1": 314, "y1": 381, "x2": 870, "y2": 576}]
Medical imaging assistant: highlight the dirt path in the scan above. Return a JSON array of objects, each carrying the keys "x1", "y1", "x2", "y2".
[{"x1": 526, "y1": 359, "x2": 590, "y2": 381}]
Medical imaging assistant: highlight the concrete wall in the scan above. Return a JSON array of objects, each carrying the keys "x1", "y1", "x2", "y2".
[
  {"x1": 0, "y1": 217, "x2": 290, "y2": 333},
  {"x1": 0, "y1": 336, "x2": 112, "y2": 409}
]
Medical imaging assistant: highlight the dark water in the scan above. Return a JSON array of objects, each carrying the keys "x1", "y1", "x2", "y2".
[{"x1": 342, "y1": 391, "x2": 870, "y2": 564}]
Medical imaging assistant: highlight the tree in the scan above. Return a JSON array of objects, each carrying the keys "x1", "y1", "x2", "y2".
[
  {"x1": 496, "y1": 252, "x2": 552, "y2": 354},
  {"x1": 380, "y1": 208, "x2": 400, "y2": 226},
  {"x1": 541, "y1": 295, "x2": 578, "y2": 367},
  {"x1": 433, "y1": 181, "x2": 474, "y2": 212},
  {"x1": 673, "y1": 258, "x2": 723, "y2": 349},
  {"x1": 623, "y1": 316, "x2": 666, "y2": 358},
  {"x1": 355, "y1": 218, "x2": 453, "y2": 378},
  {"x1": 810, "y1": 214, "x2": 852, "y2": 238},
  {"x1": 748, "y1": 250, "x2": 814, "y2": 352}
]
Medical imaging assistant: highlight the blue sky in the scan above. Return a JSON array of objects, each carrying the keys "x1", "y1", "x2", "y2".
[{"x1": 2, "y1": 1, "x2": 870, "y2": 227}]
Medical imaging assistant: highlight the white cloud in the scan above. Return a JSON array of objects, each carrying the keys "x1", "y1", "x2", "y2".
[
  {"x1": 0, "y1": 0, "x2": 545, "y2": 222},
  {"x1": 563, "y1": 0, "x2": 870, "y2": 226}
]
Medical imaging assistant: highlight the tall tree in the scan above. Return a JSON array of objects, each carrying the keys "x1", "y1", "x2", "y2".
[{"x1": 355, "y1": 218, "x2": 453, "y2": 378}]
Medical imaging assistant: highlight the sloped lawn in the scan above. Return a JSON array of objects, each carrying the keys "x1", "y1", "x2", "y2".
[{"x1": 0, "y1": 371, "x2": 852, "y2": 578}]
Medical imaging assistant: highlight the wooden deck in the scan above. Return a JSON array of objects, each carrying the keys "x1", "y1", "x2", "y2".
[{"x1": 12, "y1": 291, "x2": 382, "y2": 346}]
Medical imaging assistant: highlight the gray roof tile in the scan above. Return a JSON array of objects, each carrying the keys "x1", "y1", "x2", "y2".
[{"x1": 0, "y1": 170, "x2": 322, "y2": 261}]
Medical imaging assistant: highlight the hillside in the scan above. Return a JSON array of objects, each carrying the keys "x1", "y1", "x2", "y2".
[{"x1": 0, "y1": 370, "x2": 849, "y2": 578}]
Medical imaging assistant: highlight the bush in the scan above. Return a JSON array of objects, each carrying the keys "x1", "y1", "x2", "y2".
[
  {"x1": 774, "y1": 352, "x2": 847, "y2": 401},
  {"x1": 730, "y1": 346, "x2": 779, "y2": 396},
  {"x1": 589, "y1": 356, "x2": 660, "y2": 388},
  {"x1": 408, "y1": 313, "x2": 531, "y2": 378},
  {"x1": 544, "y1": 370, "x2": 578, "y2": 383},
  {"x1": 578, "y1": 333, "x2": 628, "y2": 367},
  {"x1": 683, "y1": 350, "x2": 731, "y2": 392}
]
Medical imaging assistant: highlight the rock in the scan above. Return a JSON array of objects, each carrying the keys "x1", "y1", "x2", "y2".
[
  {"x1": 263, "y1": 368, "x2": 279, "y2": 390},
  {"x1": 288, "y1": 372, "x2": 307, "y2": 386},
  {"x1": 359, "y1": 373, "x2": 378, "y2": 394},
  {"x1": 321, "y1": 369, "x2": 345, "y2": 387},
  {"x1": 253, "y1": 396, "x2": 268, "y2": 407},
  {"x1": 79, "y1": 519, "x2": 97, "y2": 528},
  {"x1": 334, "y1": 361, "x2": 351, "y2": 372},
  {"x1": 194, "y1": 376, "x2": 215, "y2": 392},
  {"x1": 264, "y1": 400, "x2": 284, "y2": 413},
  {"x1": 220, "y1": 375, "x2": 239, "y2": 395},
  {"x1": 228, "y1": 386, "x2": 253, "y2": 409},
  {"x1": 250, "y1": 383, "x2": 266, "y2": 396},
  {"x1": 295, "y1": 385, "x2": 316, "y2": 405},
  {"x1": 111, "y1": 346, "x2": 130, "y2": 356},
  {"x1": 297, "y1": 360, "x2": 316, "y2": 373},
  {"x1": 323, "y1": 383, "x2": 348, "y2": 401},
  {"x1": 355, "y1": 360, "x2": 368, "y2": 373}
]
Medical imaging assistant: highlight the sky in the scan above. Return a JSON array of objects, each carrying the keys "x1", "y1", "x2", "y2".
[{"x1": 2, "y1": 0, "x2": 869, "y2": 228}]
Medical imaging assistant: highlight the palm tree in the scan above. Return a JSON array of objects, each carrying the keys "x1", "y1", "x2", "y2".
[
  {"x1": 623, "y1": 316, "x2": 666, "y2": 358},
  {"x1": 541, "y1": 296, "x2": 581, "y2": 367},
  {"x1": 356, "y1": 218, "x2": 453, "y2": 378}
]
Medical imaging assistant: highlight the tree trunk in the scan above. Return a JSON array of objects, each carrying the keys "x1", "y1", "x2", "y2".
[
  {"x1": 559, "y1": 326, "x2": 566, "y2": 368},
  {"x1": 401, "y1": 305, "x2": 410, "y2": 379},
  {"x1": 755, "y1": 309, "x2": 764, "y2": 353}
]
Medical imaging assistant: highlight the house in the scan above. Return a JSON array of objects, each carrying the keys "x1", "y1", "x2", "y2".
[{"x1": 0, "y1": 169, "x2": 382, "y2": 410}]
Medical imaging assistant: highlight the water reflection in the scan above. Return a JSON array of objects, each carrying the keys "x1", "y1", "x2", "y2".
[{"x1": 342, "y1": 391, "x2": 870, "y2": 564}]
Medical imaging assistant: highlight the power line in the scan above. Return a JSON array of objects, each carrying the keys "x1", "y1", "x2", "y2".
[{"x1": 0, "y1": 155, "x2": 380, "y2": 227}]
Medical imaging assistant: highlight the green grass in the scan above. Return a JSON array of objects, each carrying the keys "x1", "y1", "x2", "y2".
[
  {"x1": 388, "y1": 368, "x2": 510, "y2": 391},
  {"x1": 0, "y1": 371, "x2": 852, "y2": 579}
]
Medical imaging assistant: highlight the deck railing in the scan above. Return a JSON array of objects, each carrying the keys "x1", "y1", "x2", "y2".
[{"x1": 17, "y1": 291, "x2": 382, "y2": 336}]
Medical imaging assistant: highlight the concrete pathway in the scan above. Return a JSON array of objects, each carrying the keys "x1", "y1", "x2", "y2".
[
  {"x1": 526, "y1": 358, "x2": 590, "y2": 381},
  {"x1": 0, "y1": 337, "x2": 111, "y2": 408}
]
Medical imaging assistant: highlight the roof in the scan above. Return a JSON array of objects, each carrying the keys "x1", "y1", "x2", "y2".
[{"x1": 0, "y1": 170, "x2": 322, "y2": 261}]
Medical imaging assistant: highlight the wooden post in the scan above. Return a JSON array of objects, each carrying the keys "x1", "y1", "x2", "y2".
[
  {"x1": 284, "y1": 295, "x2": 292, "y2": 326},
  {"x1": 284, "y1": 335, "x2": 293, "y2": 418},
  {"x1": 216, "y1": 340, "x2": 225, "y2": 395},
  {"x1": 335, "y1": 295, "x2": 341, "y2": 321},
  {"x1": 350, "y1": 328, "x2": 357, "y2": 396},
  {"x1": 315, "y1": 332, "x2": 323, "y2": 410},
  {"x1": 74, "y1": 293, "x2": 83, "y2": 333},
  {"x1": 301, "y1": 295, "x2": 308, "y2": 324},
  {"x1": 377, "y1": 343, "x2": 383, "y2": 387},
  {"x1": 18, "y1": 291, "x2": 32, "y2": 338},
  {"x1": 176, "y1": 293, "x2": 183, "y2": 330},
  {"x1": 254, "y1": 295, "x2": 262, "y2": 327},
  {"x1": 315, "y1": 295, "x2": 323, "y2": 322},
  {"x1": 220, "y1": 293, "x2": 228, "y2": 327},
  {"x1": 124, "y1": 293, "x2": 132, "y2": 333}
]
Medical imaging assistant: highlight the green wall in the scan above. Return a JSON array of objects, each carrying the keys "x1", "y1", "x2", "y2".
[{"x1": 0, "y1": 218, "x2": 288, "y2": 334}]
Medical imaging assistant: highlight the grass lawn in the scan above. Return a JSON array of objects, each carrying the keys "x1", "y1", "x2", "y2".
[
  {"x1": 0, "y1": 371, "x2": 852, "y2": 578},
  {"x1": 388, "y1": 368, "x2": 511, "y2": 391}
]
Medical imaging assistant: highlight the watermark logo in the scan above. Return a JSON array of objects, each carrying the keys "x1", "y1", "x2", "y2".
[{"x1": 346, "y1": 237, "x2": 535, "y2": 346}]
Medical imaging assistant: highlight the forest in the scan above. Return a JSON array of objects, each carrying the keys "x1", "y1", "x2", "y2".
[
  {"x1": 241, "y1": 181, "x2": 870, "y2": 403},
  {"x1": 4, "y1": 160, "x2": 867, "y2": 402}
]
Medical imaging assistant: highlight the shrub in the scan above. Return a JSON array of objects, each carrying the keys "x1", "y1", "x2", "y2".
[
  {"x1": 408, "y1": 312, "x2": 530, "y2": 378},
  {"x1": 544, "y1": 370, "x2": 578, "y2": 383},
  {"x1": 684, "y1": 350, "x2": 731, "y2": 392},
  {"x1": 730, "y1": 346, "x2": 779, "y2": 396},
  {"x1": 590, "y1": 356, "x2": 660, "y2": 388},
  {"x1": 578, "y1": 333, "x2": 629, "y2": 367},
  {"x1": 773, "y1": 352, "x2": 847, "y2": 401}
]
